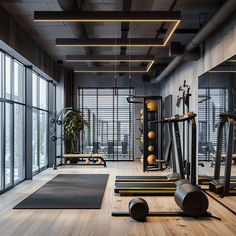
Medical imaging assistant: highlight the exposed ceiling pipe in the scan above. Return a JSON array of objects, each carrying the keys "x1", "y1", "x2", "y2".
[
  {"x1": 57, "y1": 0, "x2": 95, "y2": 66},
  {"x1": 152, "y1": 0, "x2": 236, "y2": 83}
]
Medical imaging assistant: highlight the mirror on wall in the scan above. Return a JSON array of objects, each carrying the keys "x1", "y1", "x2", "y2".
[{"x1": 198, "y1": 55, "x2": 236, "y2": 176}]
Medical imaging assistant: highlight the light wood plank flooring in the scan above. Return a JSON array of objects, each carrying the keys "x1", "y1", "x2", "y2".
[{"x1": 0, "y1": 162, "x2": 236, "y2": 236}]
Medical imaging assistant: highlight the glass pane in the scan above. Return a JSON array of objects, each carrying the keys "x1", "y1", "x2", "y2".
[
  {"x1": 14, "y1": 104, "x2": 25, "y2": 182},
  {"x1": 39, "y1": 111, "x2": 47, "y2": 168},
  {"x1": 79, "y1": 88, "x2": 134, "y2": 160},
  {"x1": 32, "y1": 109, "x2": 39, "y2": 173},
  {"x1": 5, "y1": 55, "x2": 11, "y2": 100},
  {"x1": 0, "y1": 103, "x2": 3, "y2": 190},
  {"x1": 32, "y1": 72, "x2": 37, "y2": 107},
  {"x1": 0, "y1": 52, "x2": 2, "y2": 98},
  {"x1": 39, "y1": 77, "x2": 48, "y2": 110},
  {"x1": 13, "y1": 60, "x2": 25, "y2": 103},
  {"x1": 5, "y1": 103, "x2": 12, "y2": 187}
]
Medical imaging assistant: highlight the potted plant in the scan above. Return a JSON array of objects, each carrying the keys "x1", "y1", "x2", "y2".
[{"x1": 64, "y1": 110, "x2": 87, "y2": 163}]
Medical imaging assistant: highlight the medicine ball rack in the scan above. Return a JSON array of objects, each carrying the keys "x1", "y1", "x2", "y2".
[
  {"x1": 143, "y1": 96, "x2": 163, "y2": 172},
  {"x1": 127, "y1": 95, "x2": 163, "y2": 171}
]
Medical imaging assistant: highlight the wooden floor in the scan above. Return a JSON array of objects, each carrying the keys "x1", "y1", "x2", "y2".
[{"x1": 0, "y1": 162, "x2": 236, "y2": 236}]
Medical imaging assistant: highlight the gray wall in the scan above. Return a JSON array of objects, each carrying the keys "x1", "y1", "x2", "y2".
[
  {"x1": 158, "y1": 12, "x2": 236, "y2": 163},
  {"x1": 159, "y1": 13, "x2": 236, "y2": 115},
  {"x1": 0, "y1": 5, "x2": 60, "y2": 82}
]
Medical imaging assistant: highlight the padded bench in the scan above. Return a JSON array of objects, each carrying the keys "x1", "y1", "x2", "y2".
[{"x1": 61, "y1": 153, "x2": 106, "y2": 167}]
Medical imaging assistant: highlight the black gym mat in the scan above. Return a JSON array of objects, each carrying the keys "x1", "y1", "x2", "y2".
[{"x1": 13, "y1": 174, "x2": 109, "y2": 209}]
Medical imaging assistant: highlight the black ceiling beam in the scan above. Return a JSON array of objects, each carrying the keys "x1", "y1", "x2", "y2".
[
  {"x1": 120, "y1": 0, "x2": 132, "y2": 56},
  {"x1": 159, "y1": 28, "x2": 199, "y2": 34},
  {"x1": 65, "y1": 55, "x2": 154, "y2": 61},
  {"x1": 56, "y1": 38, "x2": 164, "y2": 46},
  {"x1": 34, "y1": 11, "x2": 181, "y2": 22}
]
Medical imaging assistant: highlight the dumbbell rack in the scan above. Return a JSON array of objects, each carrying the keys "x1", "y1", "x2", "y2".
[{"x1": 143, "y1": 96, "x2": 163, "y2": 172}]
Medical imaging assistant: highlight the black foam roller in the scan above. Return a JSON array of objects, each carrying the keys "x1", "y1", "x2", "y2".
[{"x1": 174, "y1": 184, "x2": 209, "y2": 217}]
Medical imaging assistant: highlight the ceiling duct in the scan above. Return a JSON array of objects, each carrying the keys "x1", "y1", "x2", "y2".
[{"x1": 152, "y1": 0, "x2": 236, "y2": 83}]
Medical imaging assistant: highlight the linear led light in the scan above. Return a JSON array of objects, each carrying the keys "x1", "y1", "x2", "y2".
[
  {"x1": 73, "y1": 65, "x2": 153, "y2": 73},
  {"x1": 209, "y1": 70, "x2": 236, "y2": 73},
  {"x1": 36, "y1": 11, "x2": 181, "y2": 47},
  {"x1": 65, "y1": 55, "x2": 155, "y2": 71},
  {"x1": 34, "y1": 11, "x2": 181, "y2": 22},
  {"x1": 209, "y1": 66, "x2": 236, "y2": 73},
  {"x1": 66, "y1": 59, "x2": 151, "y2": 62},
  {"x1": 74, "y1": 69, "x2": 147, "y2": 73}
]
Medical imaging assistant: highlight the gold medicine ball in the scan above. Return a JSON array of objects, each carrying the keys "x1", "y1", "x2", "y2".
[
  {"x1": 148, "y1": 145, "x2": 155, "y2": 152},
  {"x1": 148, "y1": 131, "x2": 156, "y2": 139},
  {"x1": 147, "y1": 101, "x2": 158, "y2": 112},
  {"x1": 147, "y1": 154, "x2": 156, "y2": 165}
]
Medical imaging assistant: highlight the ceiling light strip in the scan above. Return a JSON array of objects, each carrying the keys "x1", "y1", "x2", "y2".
[
  {"x1": 163, "y1": 20, "x2": 181, "y2": 46},
  {"x1": 146, "y1": 60, "x2": 155, "y2": 72}
]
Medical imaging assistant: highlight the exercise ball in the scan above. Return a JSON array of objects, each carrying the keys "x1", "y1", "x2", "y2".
[
  {"x1": 148, "y1": 145, "x2": 155, "y2": 152},
  {"x1": 140, "y1": 135, "x2": 144, "y2": 143},
  {"x1": 147, "y1": 101, "x2": 158, "y2": 112},
  {"x1": 148, "y1": 131, "x2": 156, "y2": 139},
  {"x1": 140, "y1": 108, "x2": 144, "y2": 115},
  {"x1": 174, "y1": 184, "x2": 209, "y2": 217},
  {"x1": 147, "y1": 154, "x2": 156, "y2": 165},
  {"x1": 129, "y1": 198, "x2": 149, "y2": 222}
]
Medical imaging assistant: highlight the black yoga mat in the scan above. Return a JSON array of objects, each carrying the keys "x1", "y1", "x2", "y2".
[{"x1": 14, "y1": 174, "x2": 109, "y2": 209}]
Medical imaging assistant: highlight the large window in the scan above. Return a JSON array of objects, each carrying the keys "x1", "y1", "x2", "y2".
[
  {"x1": 13, "y1": 60, "x2": 25, "y2": 102},
  {"x1": 0, "y1": 53, "x2": 26, "y2": 192},
  {"x1": 78, "y1": 88, "x2": 134, "y2": 161},
  {"x1": 5, "y1": 55, "x2": 11, "y2": 99},
  {"x1": 32, "y1": 72, "x2": 49, "y2": 174},
  {"x1": 0, "y1": 49, "x2": 53, "y2": 193},
  {"x1": 14, "y1": 104, "x2": 25, "y2": 182},
  {"x1": 5, "y1": 103, "x2": 13, "y2": 188}
]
